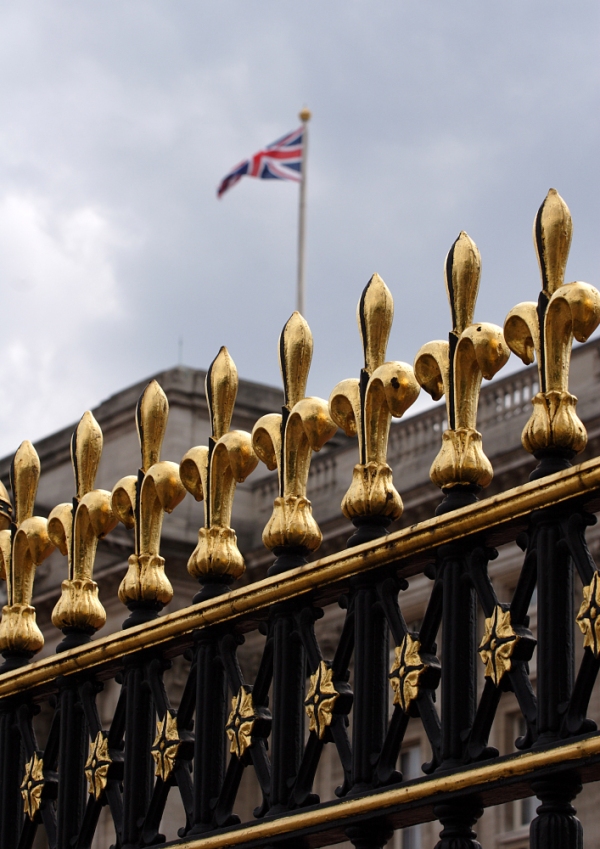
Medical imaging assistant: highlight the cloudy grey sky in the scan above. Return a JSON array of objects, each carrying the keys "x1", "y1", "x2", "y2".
[{"x1": 0, "y1": 1, "x2": 597, "y2": 457}]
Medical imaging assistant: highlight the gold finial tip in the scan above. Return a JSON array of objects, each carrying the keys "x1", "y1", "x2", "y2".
[
  {"x1": 299, "y1": 107, "x2": 311, "y2": 122},
  {"x1": 211, "y1": 345, "x2": 231, "y2": 364}
]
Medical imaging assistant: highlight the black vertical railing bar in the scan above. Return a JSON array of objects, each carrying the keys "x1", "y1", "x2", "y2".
[
  {"x1": 213, "y1": 633, "x2": 259, "y2": 828},
  {"x1": 56, "y1": 680, "x2": 88, "y2": 849},
  {"x1": 347, "y1": 567, "x2": 393, "y2": 849},
  {"x1": 190, "y1": 628, "x2": 227, "y2": 835},
  {"x1": 121, "y1": 658, "x2": 155, "y2": 849},
  {"x1": 268, "y1": 595, "x2": 307, "y2": 815},
  {"x1": 529, "y1": 502, "x2": 583, "y2": 848},
  {"x1": 433, "y1": 539, "x2": 483, "y2": 849},
  {"x1": 0, "y1": 700, "x2": 23, "y2": 849}
]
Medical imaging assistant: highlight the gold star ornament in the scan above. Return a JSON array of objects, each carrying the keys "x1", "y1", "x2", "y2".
[
  {"x1": 304, "y1": 661, "x2": 339, "y2": 739},
  {"x1": 226, "y1": 686, "x2": 257, "y2": 759},
  {"x1": 151, "y1": 712, "x2": 181, "y2": 782},
  {"x1": 20, "y1": 752, "x2": 44, "y2": 820},
  {"x1": 84, "y1": 732, "x2": 112, "y2": 799},
  {"x1": 389, "y1": 634, "x2": 427, "y2": 713},
  {"x1": 577, "y1": 572, "x2": 600, "y2": 657},
  {"x1": 478, "y1": 606, "x2": 520, "y2": 686}
]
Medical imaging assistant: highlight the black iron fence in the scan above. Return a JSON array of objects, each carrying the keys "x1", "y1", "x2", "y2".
[{"x1": 1, "y1": 189, "x2": 599, "y2": 849}]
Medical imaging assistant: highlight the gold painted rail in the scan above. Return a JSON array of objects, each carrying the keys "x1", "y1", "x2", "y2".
[
  {"x1": 2, "y1": 455, "x2": 600, "y2": 700},
  {"x1": 175, "y1": 735, "x2": 600, "y2": 849}
]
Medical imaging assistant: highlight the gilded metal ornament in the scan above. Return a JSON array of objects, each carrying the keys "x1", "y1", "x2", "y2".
[
  {"x1": 576, "y1": 571, "x2": 600, "y2": 657},
  {"x1": 252, "y1": 312, "x2": 337, "y2": 555},
  {"x1": 329, "y1": 274, "x2": 420, "y2": 523},
  {"x1": 414, "y1": 232, "x2": 510, "y2": 492},
  {"x1": 49, "y1": 412, "x2": 118, "y2": 639},
  {"x1": 112, "y1": 380, "x2": 186, "y2": 612},
  {"x1": 84, "y1": 731, "x2": 112, "y2": 799},
  {"x1": 0, "y1": 442, "x2": 55, "y2": 658},
  {"x1": 151, "y1": 711, "x2": 181, "y2": 781},
  {"x1": 0, "y1": 480, "x2": 12, "y2": 531},
  {"x1": 504, "y1": 189, "x2": 600, "y2": 458},
  {"x1": 226, "y1": 686, "x2": 257, "y2": 759},
  {"x1": 304, "y1": 660, "x2": 339, "y2": 739},
  {"x1": 478, "y1": 605, "x2": 520, "y2": 686},
  {"x1": 180, "y1": 348, "x2": 258, "y2": 592},
  {"x1": 20, "y1": 752, "x2": 44, "y2": 820},
  {"x1": 389, "y1": 634, "x2": 427, "y2": 713}
]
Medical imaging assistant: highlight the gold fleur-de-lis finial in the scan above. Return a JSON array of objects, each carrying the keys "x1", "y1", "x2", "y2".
[
  {"x1": 180, "y1": 347, "x2": 258, "y2": 600},
  {"x1": 111, "y1": 380, "x2": 186, "y2": 625},
  {"x1": 252, "y1": 312, "x2": 337, "y2": 573},
  {"x1": 0, "y1": 442, "x2": 55, "y2": 666},
  {"x1": 504, "y1": 190, "x2": 600, "y2": 478},
  {"x1": 48, "y1": 412, "x2": 118, "y2": 649},
  {"x1": 329, "y1": 274, "x2": 420, "y2": 542},
  {"x1": 414, "y1": 232, "x2": 510, "y2": 508}
]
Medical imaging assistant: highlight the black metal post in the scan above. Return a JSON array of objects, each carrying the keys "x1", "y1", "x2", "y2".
[
  {"x1": 190, "y1": 631, "x2": 227, "y2": 834},
  {"x1": 343, "y1": 565, "x2": 390, "y2": 849},
  {"x1": 121, "y1": 661, "x2": 155, "y2": 849},
  {"x1": 56, "y1": 684, "x2": 87, "y2": 849},
  {"x1": 530, "y1": 773, "x2": 583, "y2": 849},
  {"x1": 434, "y1": 801, "x2": 483, "y2": 849},
  {"x1": 269, "y1": 598, "x2": 306, "y2": 814},
  {"x1": 438, "y1": 544, "x2": 477, "y2": 768},
  {"x1": 0, "y1": 701, "x2": 22, "y2": 849},
  {"x1": 433, "y1": 540, "x2": 482, "y2": 849},
  {"x1": 350, "y1": 574, "x2": 389, "y2": 795},
  {"x1": 535, "y1": 511, "x2": 574, "y2": 744},
  {"x1": 530, "y1": 507, "x2": 582, "y2": 848}
]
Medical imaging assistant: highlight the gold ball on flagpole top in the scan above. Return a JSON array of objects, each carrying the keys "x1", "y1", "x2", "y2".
[{"x1": 299, "y1": 107, "x2": 311, "y2": 123}]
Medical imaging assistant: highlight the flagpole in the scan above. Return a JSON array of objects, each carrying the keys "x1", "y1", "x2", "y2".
[{"x1": 297, "y1": 107, "x2": 311, "y2": 315}]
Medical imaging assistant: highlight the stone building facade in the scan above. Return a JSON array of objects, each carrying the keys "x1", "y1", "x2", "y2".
[{"x1": 3, "y1": 337, "x2": 600, "y2": 849}]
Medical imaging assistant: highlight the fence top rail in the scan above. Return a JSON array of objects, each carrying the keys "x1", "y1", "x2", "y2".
[
  {"x1": 172, "y1": 733, "x2": 600, "y2": 849},
  {"x1": 1, "y1": 453, "x2": 600, "y2": 700}
]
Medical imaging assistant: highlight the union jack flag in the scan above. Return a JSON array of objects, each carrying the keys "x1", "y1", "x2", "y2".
[{"x1": 217, "y1": 126, "x2": 303, "y2": 198}]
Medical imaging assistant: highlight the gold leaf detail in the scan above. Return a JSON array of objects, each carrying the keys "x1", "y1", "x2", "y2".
[
  {"x1": 478, "y1": 606, "x2": 520, "y2": 686},
  {"x1": 84, "y1": 731, "x2": 112, "y2": 799},
  {"x1": 577, "y1": 572, "x2": 600, "y2": 657},
  {"x1": 304, "y1": 661, "x2": 339, "y2": 739},
  {"x1": 358, "y1": 272, "x2": 394, "y2": 373},
  {"x1": 226, "y1": 686, "x2": 256, "y2": 759},
  {"x1": 279, "y1": 311, "x2": 313, "y2": 410},
  {"x1": 206, "y1": 346, "x2": 238, "y2": 441},
  {"x1": 151, "y1": 712, "x2": 181, "y2": 782},
  {"x1": 389, "y1": 634, "x2": 426, "y2": 713},
  {"x1": 20, "y1": 752, "x2": 44, "y2": 820}
]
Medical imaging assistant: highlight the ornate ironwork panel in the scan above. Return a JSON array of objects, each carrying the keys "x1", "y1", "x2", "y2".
[{"x1": 0, "y1": 190, "x2": 599, "y2": 849}]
